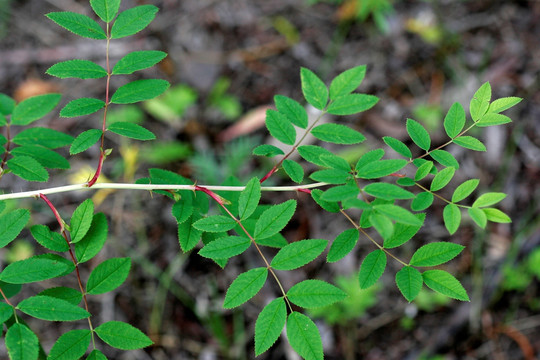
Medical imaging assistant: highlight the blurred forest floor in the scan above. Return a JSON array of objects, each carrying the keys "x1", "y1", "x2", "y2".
[{"x1": 1, "y1": 0, "x2": 539, "y2": 359}]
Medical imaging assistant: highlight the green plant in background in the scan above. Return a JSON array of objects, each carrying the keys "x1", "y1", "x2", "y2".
[{"x1": 0, "y1": 1, "x2": 522, "y2": 360}]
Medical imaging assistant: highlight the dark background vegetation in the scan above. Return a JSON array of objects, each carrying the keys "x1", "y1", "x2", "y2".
[{"x1": 1, "y1": 0, "x2": 539, "y2": 359}]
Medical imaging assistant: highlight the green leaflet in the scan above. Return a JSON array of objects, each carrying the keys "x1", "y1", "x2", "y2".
[
  {"x1": 0, "y1": 254, "x2": 74, "y2": 284},
  {"x1": 87, "y1": 349, "x2": 108, "y2": 360},
  {"x1": 192, "y1": 215, "x2": 237, "y2": 232},
  {"x1": 319, "y1": 153, "x2": 350, "y2": 171},
  {"x1": 300, "y1": 67, "x2": 328, "y2": 110},
  {"x1": 70, "y1": 199, "x2": 94, "y2": 243},
  {"x1": 95, "y1": 321, "x2": 153, "y2": 350},
  {"x1": 11, "y1": 93, "x2": 61, "y2": 126},
  {"x1": 274, "y1": 95, "x2": 308, "y2": 128},
  {"x1": 111, "y1": 79, "x2": 170, "y2": 104},
  {"x1": 5, "y1": 323, "x2": 39, "y2": 360},
  {"x1": 297, "y1": 145, "x2": 335, "y2": 167},
  {"x1": 369, "y1": 213, "x2": 394, "y2": 240},
  {"x1": 0, "y1": 93, "x2": 16, "y2": 115},
  {"x1": 70, "y1": 129, "x2": 102, "y2": 155},
  {"x1": 90, "y1": 0, "x2": 121, "y2": 22},
  {"x1": 255, "y1": 298, "x2": 287, "y2": 356},
  {"x1": 177, "y1": 214, "x2": 202, "y2": 252},
  {"x1": 75, "y1": 213, "x2": 108, "y2": 263},
  {"x1": 358, "y1": 249, "x2": 387, "y2": 289},
  {"x1": 321, "y1": 184, "x2": 359, "y2": 202},
  {"x1": 0, "y1": 282, "x2": 21, "y2": 299},
  {"x1": 47, "y1": 11, "x2": 107, "y2": 39},
  {"x1": 355, "y1": 148, "x2": 385, "y2": 171},
  {"x1": 443, "y1": 102, "x2": 466, "y2": 138},
  {"x1": 271, "y1": 239, "x2": 328, "y2": 270},
  {"x1": 383, "y1": 136, "x2": 412, "y2": 158},
  {"x1": 311, "y1": 123, "x2": 365, "y2": 144},
  {"x1": 30, "y1": 224, "x2": 68, "y2": 252},
  {"x1": 108, "y1": 122, "x2": 156, "y2": 140},
  {"x1": 11, "y1": 145, "x2": 69, "y2": 170},
  {"x1": 383, "y1": 213, "x2": 425, "y2": 249},
  {"x1": 198, "y1": 236, "x2": 251, "y2": 260},
  {"x1": 468, "y1": 207, "x2": 487, "y2": 228},
  {"x1": 326, "y1": 93, "x2": 378, "y2": 115},
  {"x1": 310, "y1": 168, "x2": 350, "y2": 184},
  {"x1": 373, "y1": 204, "x2": 422, "y2": 226},
  {"x1": 0, "y1": 302, "x2": 11, "y2": 324},
  {"x1": 311, "y1": 189, "x2": 340, "y2": 213},
  {"x1": 282, "y1": 159, "x2": 304, "y2": 183},
  {"x1": 443, "y1": 203, "x2": 461, "y2": 235},
  {"x1": 265, "y1": 109, "x2": 296, "y2": 145},
  {"x1": 329, "y1": 65, "x2": 366, "y2": 100},
  {"x1": 414, "y1": 161, "x2": 433, "y2": 181},
  {"x1": 48, "y1": 329, "x2": 91, "y2": 360},
  {"x1": 482, "y1": 208, "x2": 511, "y2": 223},
  {"x1": 487, "y1": 96, "x2": 522, "y2": 113},
  {"x1": 112, "y1": 50, "x2": 167, "y2": 75},
  {"x1": 38, "y1": 287, "x2": 82, "y2": 306},
  {"x1": 110, "y1": 5, "x2": 159, "y2": 39},
  {"x1": 363, "y1": 182, "x2": 414, "y2": 200},
  {"x1": 287, "y1": 279, "x2": 347, "y2": 308},
  {"x1": 254, "y1": 199, "x2": 296, "y2": 240},
  {"x1": 411, "y1": 192, "x2": 434, "y2": 211},
  {"x1": 238, "y1": 177, "x2": 261, "y2": 220},
  {"x1": 406, "y1": 118, "x2": 431, "y2": 151},
  {"x1": 17, "y1": 295, "x2": 90, "y2": 321},
  {"x1": 223, "y1": 267, "x2": 268, "y2": 309},
  {"x1": 356, "y1": 159, "x2": 407, "y2": 179},
  {"x1": 395, "y1": 266, "x2": 422, "y2": 302},
  {"x1": 477, "y1": 113, "x2": 512, "y2": 127},
  {"x1": 327, "y1": 228, "x2": 359, "y2": 263},
  {"x1": 12, "y1": 127, "x2": 74, "y2": 149},
  {"x1": 410, "y1": 242, "x2": 465, "y2": 267},
  {"x1": 61, "y1": 98, "x2": 105, "y2": 118},
  {"x1": 47, "y1": 59, "x2": 107, "y2": 79},
  {"x1": 7, "y1": 156, "x2": 48, "y2": 182},
  {"x1": 252, "y1": 144, "x2": 284, "y2": 157},
  {"x1": 430, "y1": 150, "x2": 459, "y2": 169},
  {"x1": 86, "y1": 257, "x2": 131, "y2": 295},
  {"x1": 452, "y1": 179, "x2": 479, "y2": 203},
  {"x1": 422, "y1": 270, "x2": 469, "y2": 301},
  {"x1": 430, "y1": 166, "x2": 455, "y2": 192},
  {"x1": 287, "y1": 312, "x2": 323, "y2": 360},
  {"x1": 0, "y1": 208, "x2": 30, "y2": 248},
  {"x1": 453, "y1": 136, "x2": 486, "y2": 152},
  {"x1": 470, "y1": 82, "x2": 491, "y2": 122},
  {"x1": 472, "y1": 192, "x2": 506, "y2": 208}
]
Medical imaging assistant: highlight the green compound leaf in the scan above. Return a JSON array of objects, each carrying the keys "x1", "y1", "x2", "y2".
[
  {"x1": 422, "y1": 269, "x2": 469, "y2": 301},
  {"x1": 274, "y1": 95, "x2": 308, "y2": 128},
  {"x1": 5, "y1": 323, "x2": 39, "y2": 360},
  {"x1": 0, "y1": 254, "x2": 74, "y2": 284},
  {"x1": 112, "y1": 50, "x2": 167, "y2": 75},
  {"x1": 254, "y1": 199, "x2": 296, "y2": 240},
  {"x1": 477, "y1": 113, "x2": 511, "y2": 127},
  {"x1": 327, "y1": 228, "x2": 359, "y2": 263},
  {"x1": 411, "y1": 191, "x2": 434, "y2": 211},
  {"x1": 300, "y1": 67, "x2": 328, "y2": 110},
  {"x1": 453, "y1": 136, "x2": 486, "y2": 152},
  {"x1": 192, "y1": 215, "x2": 237, "y2": 233},
  {"x1": 383, "y1": 136, "x2": 412, "y2": 158},
  {"x1": 414, "y1": 161, "x2": 433, "y2": 181},
  {"x1": 70, "y1": 129, "x2": 102, "y2": 155},
  {"x1": 0, "y1": 93, "x2": 16, "y2": 115},
  {"x1": 108, "y1": 122, "x2": 156, "y2": 140},
  {"x1": 255, "y1": 298, "x2": 287, "y2": 356},
  {"x1": 86, "y1": 257, "x2": 131, "y2": 295},
  {"x1": 364, "y1": 182, "x2": 414, "y2": 200},
  {"x1": 13, "y1": 127, "x2": 74, "y2": 149},
  {"x1": 311, "y1": 123, "x2": 365, "y2": 144},
  {"x1": 17, "y1": 295, "x2": 89, "y2": 321},
  {"x1": 443, "y1": 203, "x2": 461, "y2": 235},
  {"x1": 11, "y1": 93, "x2": 61, "y2": 126},
  {"x1": 443, "y1": 102, "x2": 466, "y2": 138},
  {"x1": 90, "y1": 0, "x2": 121, "y2": 22},
  {"x1": 75, "y1": 213, "x2": 108, "y2": 263},
  {"x1": 38, "y1": 287, "x2": 82, "y2": 306},
  {"x1": 321, "y1": 184, "x2": 359, "y2": 202},
  {"x1": 61, "y1": 98, "x2": 105, "y2": 118},
  {"x1": 472, "y1": 192, "x2": 506, "y2": 208},
  {"x1": 488, "y1": 96, "x2": 522, "y2": 113},
  {"x1": 7, "y1": 156, "x2": 48, "y2": 182},
  {"x1": 373, "y1": 204, "x2": 422, "y2": 226},
  {"x1": 199, "y1": 236, "x2": 251, "y2": 260},
  {"x1": 48, "y1": 329, "x2": 91, "y2": 360},
  {"x1": 452, "y1": 179, "x2": 479, "y2": 203},
  {"x1": 395, "y1": 266, "x2": 423, "y2": 302},
  {"x1": 111, "y1": 79, "x2": 170, "y2": 104},
  {"x1": 468, "y1": 207, "x2": 487, "y2": 228},
  {"x1": 410, "y1": 242, "x2": 465, "y2": 267},
  {"x1": 95, "y1": 321, "x2": 153, "y2": 350},
  {"x1": 271, "y1": 239, "x2": 328, "y2": 270},
  {"x1": 311, "y1": 189, "x2": 340, "y2": 213},
  {"x1": 406, "y1": 118, "x2": 431, "y2": 151},
  {"x1": 310, "y1": 168, "x2": 350, "y2": 184},
  {"x1": 287, "y1": 279, "x2": 347, "y2": 308},
  {"x1": 223, "y1": 267, "x2": 268, "y2": 309},
  {"x1": 47, "y1": 60, "x2": 107, "y2": 79},
  {"x1": 430, "y1": 150, "x2": 459, "y2": 169},
  {"x1": 326, "y1": 93, "x2": 378, "y2": 115},
  {"x1": 87, "y1": 349, "x2": 108, "y2": 360},
  {"x1": 70, "y1": 199, "x2": 94, "y2": 243},
  {"x1": 357, "y1": 159, "x2": 407, "y2": 179},
  {"x1": 482, "y1": 208, "x2": 511, "y2": 223},
  {"x1": 384, "y1": 213, "x2": 425, "y2": 249},
  {"x1": 11, "y1": 145, "x2": 69, "y2": 170},
  {"x1": 238, "y1": 177, "x2": 261, "y2": 220},
  {"x1": 470, "y1": 82, "x2": 491, "y2": 122},
  {"x1": 282, "y1": 159, "x2": 304, "y2": 183},
  {"x1": 265, "y1": 109, "x2": 296, "y2": 145},
  {"x1": 30, "y1": 224, "x2": 68, "y2": 252},
  {"x1": 287, "y1": 312, "x2": 323, "y2": 360},
  {"x1": 329, "y1": 65, "x2": 366, "y2": 100},
  {"x1": 355, "y1": 148, "x2": 385, "y2": 170},
  {"x1": 177, "y1": 215, "x2": 202, "y2": 252},
  {"x1": 110, "y1": 5, "x2": 159, "y2": 39},
  {"x1": 358, "y1": 249, "x2": 387, "y2": 289},
  {"x1": 0, "y1": 208, "x2": 30, "y2": 249},
  {"x1": 297, "y1": 145, "x2": 334, "y2": 167},
  {"x1": 47, "y1": 11, "x2": 106, "y2": 39},
  {"x1": 430, "y1": 166, "x2": 455, "y2": 192},
  {"x1": 252, "y1": 144, "x2": 284, "y2": 157}
]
